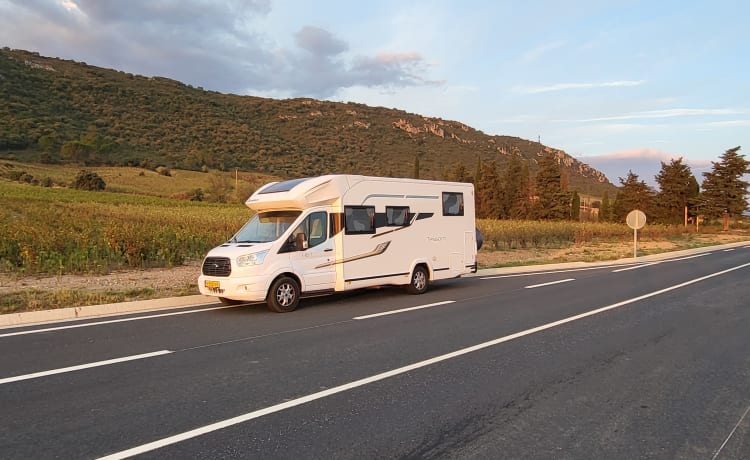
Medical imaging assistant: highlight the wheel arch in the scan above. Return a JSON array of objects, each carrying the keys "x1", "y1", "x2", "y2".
[
  {"x1": 267, "y1": 271, "x2": 303, "y2": 296},
  {"x1": 409, "y1": 259, "x2": 432, "y2": 281}
]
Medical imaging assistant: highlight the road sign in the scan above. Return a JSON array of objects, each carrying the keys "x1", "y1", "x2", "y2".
[
  {"x1": 626, "y1": 210, "x2": 646, "y2": 258},
  {"x1": 626, "y1": 210, "x2": 646, "y2": 230}
]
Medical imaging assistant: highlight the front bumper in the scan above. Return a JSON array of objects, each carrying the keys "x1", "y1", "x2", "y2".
[{"x1": 198, "y1": 274, "x2": 269, "y2": 302}]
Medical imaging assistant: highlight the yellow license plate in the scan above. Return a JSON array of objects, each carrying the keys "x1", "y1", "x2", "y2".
[{"x1": 204, "y1": 280, "x2": 221, "y2": 289}]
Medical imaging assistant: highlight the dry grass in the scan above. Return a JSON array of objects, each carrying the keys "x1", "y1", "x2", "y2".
[{"x1": 477, "y1": 230, "x2": 749, "y2": 267}]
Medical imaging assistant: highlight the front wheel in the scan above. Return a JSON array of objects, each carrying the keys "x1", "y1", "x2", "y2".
[
  {"x1": 266, "y1": 276, "x2": 300, "y2": 312},
  {"x1": 405, "y1": 265, "x2": 429, "y2": 295}
]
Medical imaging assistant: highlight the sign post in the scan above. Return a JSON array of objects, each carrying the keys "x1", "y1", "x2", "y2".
[{"x1": 626, "y1": 210, "x2": 647, "y2": 258}]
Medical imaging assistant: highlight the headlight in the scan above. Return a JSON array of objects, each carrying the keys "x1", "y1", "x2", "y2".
[{"x1": 236, "y1": 250, "x2": 268, "y2": 267}]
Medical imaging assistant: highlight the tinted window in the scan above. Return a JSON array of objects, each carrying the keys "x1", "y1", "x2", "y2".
[
  {"x1": 258, "y1": 177, "x2": 311, "y2": 194},
  {"x1": 345, "y1": 206, "x2": 376, "y2": 234},
  {"x1": 386, "y1": 206, "x2": 410, "y2": 226},
  {"x1": 442, "y1": 192, "x2": 464, "y2": 216}
]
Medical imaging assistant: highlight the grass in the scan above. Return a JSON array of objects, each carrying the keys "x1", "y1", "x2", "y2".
[
  {"x1": 0, "y1": 160, "x2": 278, "y2": 198},
  {"x1": 0, "y1": 286, "x2": 201, "y2": 315}
]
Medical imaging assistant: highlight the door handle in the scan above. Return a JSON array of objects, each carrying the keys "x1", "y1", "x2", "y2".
[{"x1": 324, "y1": 248, "x2": 333, "y2": 252}]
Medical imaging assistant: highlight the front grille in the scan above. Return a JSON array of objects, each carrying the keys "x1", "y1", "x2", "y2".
[{"x1": 202, "y1": 257, "x2": 231, "y2": 277}]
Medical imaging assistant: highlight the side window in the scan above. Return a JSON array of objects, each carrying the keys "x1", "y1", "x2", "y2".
[
  {"x1": 344, "y1": 206, "x2": 375, "y2": 234},
  {"x1": 386, "y1": 206, "x2": 410, "y2": 226},
  {"x1": 442, "y1": 192, "x2": 464, "y2": 216},
  {"x1": 308, "y1": 212, "x2": 327, "y2": 248},
  {"x1": 282, "y1": 211, "x2": 328, "y2": 253}
]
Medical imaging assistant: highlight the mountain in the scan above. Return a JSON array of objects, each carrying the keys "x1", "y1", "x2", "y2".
[{"x1": 0, "y1": 48, "x2": 616, "y2": 196}]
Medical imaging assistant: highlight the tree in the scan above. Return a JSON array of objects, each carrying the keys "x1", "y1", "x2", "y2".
[
  {"x1": 72, "y1": 170, "x2": 106, "y2": 191},
  {"x1": 612, "y1": 171, "x2": 654, "y2": 222},
  {"x1": 654, "y1": 157, "x2": 697, "y2": 224},
  {"x1": 60, "y1": 141, "x2": 94, "y2": 163},
  {"x1": 599, "y1": 190, "x2": 612, "y2": 222},
  {"x1": 206, "y1": 171, "x2": 232, "y2": 203},
  {"x1": 700, "y1": 146, "x2": 750, "y2": 219},
  {"x1": 531, "y1": 153, "x2": 569, "y2": 220},
  {"x1": 570, "y1": 190, "x2": 581, "y2": 221},
  {"x1": 443, "y1": 161, "x2": 472, "y2": 183},
  {"x1": 476, "y1": 161, "x2": 501, "y2": 218},
  {"x1": 498, "y1": 155, "x2": 530, "y2": 219}
]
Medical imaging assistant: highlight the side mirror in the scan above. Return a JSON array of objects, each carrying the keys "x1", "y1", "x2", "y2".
[{"x1": 295, "y1": 233, "x2": 308, "y2": 251}]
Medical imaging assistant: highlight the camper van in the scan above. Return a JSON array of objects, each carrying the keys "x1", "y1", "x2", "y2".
[{"x1": 198, "y1": 175, "x2": 479, "y2": 312}]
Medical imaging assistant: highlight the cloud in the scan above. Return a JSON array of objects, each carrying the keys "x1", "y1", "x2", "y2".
[
  {"x1": 706, "y1": 119, "x2": 750, "y2": 127},
  {"x1": 0, "y1": 0, "x2": 436, "y2": 98},
  {"x1": 295, "y1": 26, "x2": 348, "y2": 57},
  {"x1": 520, "y1": 41, "x2": 566, "y2": 64},
  {"x1": 514, "y1": 80, "x2": 645, "y2": 94},
  {"x1": 577, "y1": 148, "x2": 713, "y2": 186},
  {"x1": 566, "y1": 108, "x2": 749, "y2": 123}
]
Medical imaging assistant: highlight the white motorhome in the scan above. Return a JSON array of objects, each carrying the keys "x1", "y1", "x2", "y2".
[{"x1": 198, "y1": 175, "x2": 479, "y2": 312}]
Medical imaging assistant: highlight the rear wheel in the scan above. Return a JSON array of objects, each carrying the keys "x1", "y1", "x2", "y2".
[
  {"x1": 266, "y1": 276, "x2": 300, "y2": 312},
  {"x1": 405, "y1": 265, "x2": 429, "y2": 295}
]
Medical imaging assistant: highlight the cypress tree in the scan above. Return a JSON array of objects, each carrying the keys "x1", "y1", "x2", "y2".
[
  {"x1": 571, "y1": 190, "x2": 581, "y2": 221},
  {"x1": 531, "y1": 153, "x2": 568, "y2": 220},
  {"x1": 599, "y1": 191, "x2": 611, "y2": 222}
]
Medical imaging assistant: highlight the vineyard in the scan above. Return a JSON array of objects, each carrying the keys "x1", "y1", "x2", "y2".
[
  {"x1": 0, "y1": 181, "x2": 248, "y2": 275},
  {"x1": 1, "y1": 180, "x2": 729, "y2": 277}
]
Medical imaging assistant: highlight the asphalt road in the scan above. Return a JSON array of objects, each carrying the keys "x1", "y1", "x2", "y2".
[{"x1": 1, "y1": 247, "x2": 749, "y2": 459}]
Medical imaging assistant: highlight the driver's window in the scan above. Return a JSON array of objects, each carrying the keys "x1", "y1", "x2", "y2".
[
  {"x1": 308, "y1": 212, "x2": 327, "y2": 247},
  {"x1": 283, "y1": 212, "x2": 328, "y2": 252}
]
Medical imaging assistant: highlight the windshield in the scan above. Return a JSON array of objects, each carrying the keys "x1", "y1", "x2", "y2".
[{"x1": 231, "y1": 211, "x2": 301, "y2": 243}]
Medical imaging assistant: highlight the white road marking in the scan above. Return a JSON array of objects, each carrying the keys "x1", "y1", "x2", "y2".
[
  {"x1": 353, "y1": 301, "x2": 455, "y2": 320},
  {"x1": 524, "y1": 279, "x2": 575, "y2": 289},
  {"x1": 662, "y1": 253, "x2": 710, "y2": 262},
  {"x1": 0, "y1": 350, "x2": 172, "y2": 385},
  {"x1": 612, "y1": 262, "x2": 660, "y2": 273},
  {"x1": 480, "y1": 263, "x2": 637, "y2": 280},
  {"x1": 0, "y1": 305, "x2": 240, "y2": 338},
  {"x1": 723, "y1": 248, "x2": 735, "y2": 252},
  {"x1": 98, "y1": 261, "x2": 750, "y2": 459},
  {"x1": 711, "y1": 403, "x2": 750, "y2": 460}
]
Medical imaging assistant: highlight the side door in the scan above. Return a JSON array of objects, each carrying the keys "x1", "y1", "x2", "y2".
[{"x1": 283, "y1": 211, "x2": 336, "y2": 292}]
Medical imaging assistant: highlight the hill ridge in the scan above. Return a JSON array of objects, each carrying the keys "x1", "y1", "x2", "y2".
[{"x1": 0, "y1": 47, "x2": 615, "y2": 195}]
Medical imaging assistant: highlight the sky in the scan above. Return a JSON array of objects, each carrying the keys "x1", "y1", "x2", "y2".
[{"x1": 1, "y1": 0, "x2": 748, "y2": 186}]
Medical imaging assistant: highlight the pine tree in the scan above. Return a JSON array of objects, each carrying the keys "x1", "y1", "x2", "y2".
[
  {"x1": 700, "y1": 146, "x2": 750, "y2": 219},
  {"x1": 531, "y1": 153, "x2": 568, "y2": 220},
  {"x1": 654, "y1": 157, "x2": 696, "y2": 224},
  {"x1": 612, "y1": 171, "x2": 655, "y2": 222}
]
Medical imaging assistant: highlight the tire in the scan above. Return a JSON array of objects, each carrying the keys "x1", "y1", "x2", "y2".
[
  {"x1": 405, "y1": 265, "x2": 429, "y2": 295},
  {"x1": 266, "y1": 276, "x2": 300, "y2": 312},
  {"x1": 219, "y1": 297, "x2": 244, "y2": 306}
]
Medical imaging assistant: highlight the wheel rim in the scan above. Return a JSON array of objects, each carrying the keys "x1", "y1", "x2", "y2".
[
  {"x1": 276, "y1": 283, "x2": 295, "y2": 306},
  {"x1": 413, "y1": 270, "x2": 426, "y2": 291}
]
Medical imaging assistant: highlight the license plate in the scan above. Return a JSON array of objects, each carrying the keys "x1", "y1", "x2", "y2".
[{"x1": 204, "y1": 280, "x2": 220, "y2": 289}]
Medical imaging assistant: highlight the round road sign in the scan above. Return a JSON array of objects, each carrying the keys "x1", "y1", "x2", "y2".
[{"x1": 626, "y1": 210, "x2": 647, "y2": 229}]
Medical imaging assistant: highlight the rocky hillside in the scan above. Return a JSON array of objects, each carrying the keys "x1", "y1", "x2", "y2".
[{"x1": 0, "y1": 48, "x2": 615, "y2": 195}]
